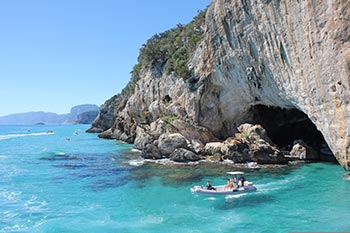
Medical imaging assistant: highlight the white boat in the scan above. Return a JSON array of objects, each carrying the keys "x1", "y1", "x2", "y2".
[{"x1": 190, "y1": 171, "x2": 257, "y2": 196}]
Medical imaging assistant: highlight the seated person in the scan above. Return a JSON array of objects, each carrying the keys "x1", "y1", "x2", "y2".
[
  {"x1": 206, "y1": 181, "x2": 216, "y2": 190},
  {"x1": 224, "y1": 179, "x2": 234, "y2": 190},
  {"x1": 228, "y1": 178, "x2": 234, "y2": 189}
]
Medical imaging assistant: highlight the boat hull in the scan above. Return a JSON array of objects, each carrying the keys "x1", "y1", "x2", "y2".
[{"x1": 191, "y1": 185, "x2": 257, "y2": 196}]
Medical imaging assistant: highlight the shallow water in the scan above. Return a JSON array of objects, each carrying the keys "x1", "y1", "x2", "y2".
[{"x1": 0, "y1": 125, "x2": 349, "y2": 232}]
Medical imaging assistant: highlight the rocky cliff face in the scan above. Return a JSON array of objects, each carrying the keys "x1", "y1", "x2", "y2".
[
  {"x1": 90, "y1": 0, "x2": 350, "y2": 170},
  {"x1": 195, "y1": 0, "x2": 350, "y2": 169},
  {"x1": 87, "y1": 95, "x2": 119, "y2": 133}
]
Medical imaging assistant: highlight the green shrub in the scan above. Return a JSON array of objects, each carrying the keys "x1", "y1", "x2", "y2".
[
  {"x1": 165, "y1": 123, "x2": 173, "y2": 129},
  {"x1": 134, "y1": 9, "x2": 207, "y2": 79},
  {"x1": 185, "y1": 119, "x2": 193, "y2": 128},
  {"x1": 161, "y1": 115, "x2": 178, "y2": 122}
]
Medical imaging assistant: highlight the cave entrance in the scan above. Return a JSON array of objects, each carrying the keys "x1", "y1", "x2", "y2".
[{"x1": 249, "y1": 105, "x2": 335, "y2": 161}]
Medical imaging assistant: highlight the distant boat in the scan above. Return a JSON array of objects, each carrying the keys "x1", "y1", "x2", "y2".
[{"x1": 46, "y1": 130, "x2": 54, "y2": 134}]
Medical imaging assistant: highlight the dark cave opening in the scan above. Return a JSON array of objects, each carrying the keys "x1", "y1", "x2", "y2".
[{"x1": 249, "y1": 105, "x2": 334, "y2": 161}]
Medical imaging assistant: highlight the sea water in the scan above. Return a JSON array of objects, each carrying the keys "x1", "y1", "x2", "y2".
[{"x1": 0, "y1": 124, "x2": 350, "y2": 232}]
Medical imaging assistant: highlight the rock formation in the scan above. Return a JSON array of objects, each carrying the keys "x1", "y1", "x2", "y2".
[
  {"x1": 75, "y1": 111, "x2": 99, "y2": 124},
  {"x1": 204, "y1": 124, "x2": 287, "y2": 164},
  {"x1": 89, "y1": 0, "x2": 350, "y2": 170},
  {"x1": 289, "y1": 139, "x2": 319, "y2": 160}
]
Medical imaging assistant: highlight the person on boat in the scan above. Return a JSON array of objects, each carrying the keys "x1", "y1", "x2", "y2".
[
  {"x1": 233, "y1": 177, "x2": 238, "y2": 187},
  {"x1": 239, "y1": 176, "x2": 245, "y2": 186},
  {"x1": 229, "y1": 178, "x2": 234, "y2": 189},
  {"x1": 224, "y1": 179, "x2": 230, "y2": 190},
  {"x1": 206, "y1": 181, "x2": 216, "y2": 190},
  {"x1": 224, "y1": 179, "x2": 234, "y2": 190}
]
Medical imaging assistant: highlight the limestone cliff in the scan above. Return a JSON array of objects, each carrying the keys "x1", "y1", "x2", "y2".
[
  {"x1": 196, "y1": 0, "x2": 350, "y2": 169},
  {"x1": 90, "y1": 0, "x2": 350, "y2": 169}
]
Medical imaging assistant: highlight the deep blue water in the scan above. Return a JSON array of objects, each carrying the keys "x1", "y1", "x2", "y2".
[{"x1": 0, "y1": 124, "x2": 350, "y2": 232}]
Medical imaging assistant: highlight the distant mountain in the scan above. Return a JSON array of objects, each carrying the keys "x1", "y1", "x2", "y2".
[{"x1": 0, "y1": 104, "x2": 99, "y2": 125}]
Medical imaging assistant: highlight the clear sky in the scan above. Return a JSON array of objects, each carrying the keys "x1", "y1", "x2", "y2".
[{"x1": 0, "y1": 0, "x2": 210, "y2": 117}]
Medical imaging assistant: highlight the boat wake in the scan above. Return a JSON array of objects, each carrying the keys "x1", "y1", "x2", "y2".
[
  {"x1": 225, "y1": 193, "x2": 248, "y2": 200},
  {"x1": 0, "y1": 132, "x2": 54, "y2": 141},
  {"x1": 56, "y1": 152, "x2": 66, "y2": 156},
  {"x1": 255, "y1": 175, "x2": 304, "y2": 193}
]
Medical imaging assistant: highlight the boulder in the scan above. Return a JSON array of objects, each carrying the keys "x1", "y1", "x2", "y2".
[
  {"x1": 141, "y1": 144, "x2": 163, "y2": 159},
  {"x1": 250, "y1": 145, "x2": 286, "y2": 164},
  {"x1": 222, "y1": 139, "x2": 251, "y2": 163},
  {"x1": 204, "y1": 142, "x2": 227, "y2": 155},
  {"x1": 203, "y1": 124, "x2": 287, "y2": 164},
  {"x1": 290, "y1": 140, "x2": 319, "y2": 160},
  {"x1": 157, "y1": 133, "x2": 188, "y2": 156},
  {"x1": 169, "y1": 148, "x2": 201, "y2": 162},
  {"x1": 206, "y1": 153, "x2": 223, "y2": 162},
  {"x1": 189, "y1": 139, "x2": 205, "y2": 154},
  {"x1": 237, "y1": 124, "x2": 273, "y2": 144},
  {"x1": 134, "y1": 126, "x2": 153, "y2": 149},
  {"x1": 237, "y1": 124, "x2": 287, "y2": 164}
]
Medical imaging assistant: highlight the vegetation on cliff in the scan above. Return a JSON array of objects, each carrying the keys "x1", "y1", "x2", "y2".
[{"x1": 132, "y1": 9, "x2": 206, "y2": 80}]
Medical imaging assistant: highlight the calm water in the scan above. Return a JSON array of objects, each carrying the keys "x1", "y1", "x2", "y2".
[{"x1": 0, "y1": 125, "x2": 349, "y2": 232}]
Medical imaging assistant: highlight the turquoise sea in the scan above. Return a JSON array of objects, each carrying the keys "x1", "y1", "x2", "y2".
[{"x1": 1, "y1": 124, "x2": 350, "y2": 232}]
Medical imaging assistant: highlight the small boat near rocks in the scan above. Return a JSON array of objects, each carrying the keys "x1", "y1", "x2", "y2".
[{"x1": 191, "y1": 171, "x2": 257, "y2": 196}]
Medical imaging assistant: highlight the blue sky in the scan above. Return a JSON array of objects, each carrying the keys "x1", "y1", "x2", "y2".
[{"x1": 0, "y1": 0, "x2": 210, "y2": 116}]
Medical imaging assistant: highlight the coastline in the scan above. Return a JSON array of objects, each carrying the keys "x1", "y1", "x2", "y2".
[{"x1": 126, "y1": 148, "x2": 310, "y2": 169}]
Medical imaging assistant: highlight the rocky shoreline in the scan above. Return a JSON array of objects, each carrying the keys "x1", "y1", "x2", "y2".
[
  {"x1": 131, "y1": 123, "x2": 331, "y2": 165},
  {"x1": 126, "y1": 148, "x2": 316, "y2": 171}
]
